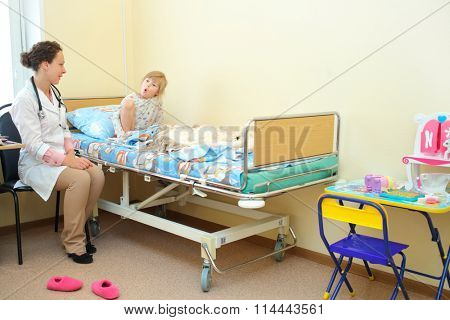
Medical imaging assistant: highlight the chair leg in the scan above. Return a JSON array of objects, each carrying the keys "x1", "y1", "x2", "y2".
[
  {"x1": 9, "y1": 190, "x2": 23, "y2": 265},
  {"x1": 324, "y1": 255, "x2": 343, "y2": 299},
  {"x1": 390, "y1": 253, "x2": 406, "y2": 299},
  {"x1": 327, "y1": 253, "x2": 354, "y2": 297},
  {"x1": 363, "y1": 260, "x2": 374, "y2": 280},
  {"x1": 330, "y1": 257, "x2": 353, "y2": 300},
  {"x1": 84, "y1": 221, "x2": 91, "y2": 246},
  {"x1": 325, "y1": 255, "x2": 354, "y2": 299},
  {"x1": 436, "y1": 246, "x2": 450, "y2": 300},
  {"x1": 389, "y1": 253, "x2": 409, "y2": 300},
  {"x1": 54, "y1": 191, "x2": 60, "y2": 232}
]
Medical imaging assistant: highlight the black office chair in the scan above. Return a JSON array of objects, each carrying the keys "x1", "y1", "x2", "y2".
[{"x1": 0, "y1": 103, "x2": 61, "y2": 265}]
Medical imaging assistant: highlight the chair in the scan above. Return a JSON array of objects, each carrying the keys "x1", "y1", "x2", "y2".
[
  {"x1": 317, "y1": 194, "x2": 409, "y2": 300},
  {"x1": 0, "y1": 103, "x2": 61, "y2": 265}
]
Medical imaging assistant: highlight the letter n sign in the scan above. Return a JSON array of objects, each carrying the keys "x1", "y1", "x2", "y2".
[{"x1": 420, "y1": 119, "x2": 440, "y2": 154}]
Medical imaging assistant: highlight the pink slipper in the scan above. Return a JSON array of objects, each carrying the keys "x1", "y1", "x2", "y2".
[
  {"x1": 91, "y1": 279, "x2": 120, "y2": 299},
  {"x1": 46, "y1": 276, "x2": 83, "y2": 292}
]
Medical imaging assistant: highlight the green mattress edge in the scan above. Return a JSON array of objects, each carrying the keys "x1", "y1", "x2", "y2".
[{"x1": 241, "y1": 155, "x2": 338, "y2": 194}]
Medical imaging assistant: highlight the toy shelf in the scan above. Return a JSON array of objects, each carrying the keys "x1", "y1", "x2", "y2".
[
  {"x1": 403, "y1": 112, "x2": 450, "y2": 191},
  {"x1": 402, "y1": 155, "x2": 450, "y2": 168}
]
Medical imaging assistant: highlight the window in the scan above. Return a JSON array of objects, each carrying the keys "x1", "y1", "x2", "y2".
[
  {"x1": 0, "y1": 0, "x2": 14, "y2": 106},
  {"x1": 0, "y1": 0, "x2": 42, "y2": 106}
]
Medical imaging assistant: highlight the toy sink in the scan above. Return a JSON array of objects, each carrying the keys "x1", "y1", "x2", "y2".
[{"x1": 419, "y1": 173, "x2": 450, "y2": 194}]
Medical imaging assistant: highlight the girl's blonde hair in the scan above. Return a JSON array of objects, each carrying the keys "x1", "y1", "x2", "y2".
[{"x1": 142, "y1": 71, "x2": 167, "y2": 99}]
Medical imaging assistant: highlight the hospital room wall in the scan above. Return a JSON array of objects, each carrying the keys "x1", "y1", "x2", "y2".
[
  {"x1": 129, "y1": 0, "x2": 450, "y2": 285},
  {"x1": 40, "y1": 0, "x2": 136, "y2": 98}
]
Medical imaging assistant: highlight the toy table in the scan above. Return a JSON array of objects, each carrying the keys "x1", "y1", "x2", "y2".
[{"x1": 325, "y1": 180, "x2": 449, "y2": 299}]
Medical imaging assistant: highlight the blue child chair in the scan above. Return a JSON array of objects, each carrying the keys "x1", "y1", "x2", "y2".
[{"x1": 317, "y1": 194, "x2": 409, "y2": 300}]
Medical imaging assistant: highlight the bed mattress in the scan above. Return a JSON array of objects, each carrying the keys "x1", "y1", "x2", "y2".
[{"x1": 71, "y1": 132, "x2": 337, "y2": 194}]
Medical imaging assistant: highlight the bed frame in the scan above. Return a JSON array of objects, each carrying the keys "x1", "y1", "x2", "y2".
[{"x1": 65, "y1": 97, "x2": 340, "y2": 292}]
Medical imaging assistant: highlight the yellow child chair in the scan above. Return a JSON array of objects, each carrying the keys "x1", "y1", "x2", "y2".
[{"x1": 317, "y1": 194, "x2": 409, "y2": 300}]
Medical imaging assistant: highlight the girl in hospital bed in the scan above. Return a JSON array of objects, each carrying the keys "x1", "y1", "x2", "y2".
[{"x1": 112, "y1": 71, "x2": 167, "y2": 139}]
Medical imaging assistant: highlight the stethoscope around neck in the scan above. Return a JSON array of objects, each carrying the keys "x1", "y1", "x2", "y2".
[{"x1": 30, "y1": 76, "x2": 67, "y2": 129}]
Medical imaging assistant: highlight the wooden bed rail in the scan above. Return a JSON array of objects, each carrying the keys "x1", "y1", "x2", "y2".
[
  {"x1": 64, "y1": 97, "x2": 123, "y2": 112},
  {"x1": 253, "y1": 114, "x2": 336, "y2": 167}
]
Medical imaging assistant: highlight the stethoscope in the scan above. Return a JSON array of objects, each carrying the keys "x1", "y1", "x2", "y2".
[{"x1": 30, "y1": 76, "x2": 67, "y2": 129}]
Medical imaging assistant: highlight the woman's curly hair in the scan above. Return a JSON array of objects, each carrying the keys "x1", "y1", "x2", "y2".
[{"x1": 20, "y1": 41, "x2": 62, "y2": 71}]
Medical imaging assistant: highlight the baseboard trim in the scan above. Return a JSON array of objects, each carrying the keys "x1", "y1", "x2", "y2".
[
  {"x1": 1, "y1": 209, "x2": 447, "y2": 299},
  {"x1": 0, "y1": 216, "x2": 60, "y2": 235}
]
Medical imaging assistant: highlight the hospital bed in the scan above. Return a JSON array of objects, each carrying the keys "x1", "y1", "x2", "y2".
[{"x1": 65, "y1": 97, "x2": 340, "y2": 292}]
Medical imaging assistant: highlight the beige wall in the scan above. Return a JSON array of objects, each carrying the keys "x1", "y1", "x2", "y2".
[
  {"x1": 41, "y1": 0, "x2": 135, "y2": 98},
  {"x1": 1, "y1": 0, "x2": 449, "y2": 287}
]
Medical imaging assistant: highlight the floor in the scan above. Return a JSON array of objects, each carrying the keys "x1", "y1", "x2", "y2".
[{"x1": 0, "y1": 210, "x2": 430, "y2": 300}]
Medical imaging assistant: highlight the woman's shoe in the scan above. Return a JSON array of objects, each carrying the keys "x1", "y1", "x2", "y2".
[
  {"x1": 47, "y1": 276, "x2": 83, "y2": 292},
  {"x1": 68, "y1": 253, "x2": 93, "y2": 264},
  {"x1": 86, "y1": 243, "x2": 97, "y2": 254},
  {"x1": 91, "y1": 279, "x2": 120, "y2": 299}
]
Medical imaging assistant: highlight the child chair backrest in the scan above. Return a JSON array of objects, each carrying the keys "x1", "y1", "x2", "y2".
[{"x1": 318, "y1": 194, "x2": 388, "y2": 232}]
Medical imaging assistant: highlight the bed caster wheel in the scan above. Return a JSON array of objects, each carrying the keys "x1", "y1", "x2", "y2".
[
  {"x1": 273, "y1": 235, "x2": 286, "y2": 262},
  {"x1": 201, "y1": 265, "x2": 212, "y2": 292},
  {"x1": 154, "y1": 205, "x2": 167, "y2": 217},
  {"x1": 88, "y1": 218, "x2": 100, "y2": 237}
]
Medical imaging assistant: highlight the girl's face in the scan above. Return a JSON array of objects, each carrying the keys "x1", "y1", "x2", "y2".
[
  {"x1": 140, "y1": 77, "x2": 159, "y2": 99},
  {"x1": 41, "y1": 51, "x2": 66, "y2": 85}
]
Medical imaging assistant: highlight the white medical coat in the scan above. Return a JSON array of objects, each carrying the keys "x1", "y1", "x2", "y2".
[{"x1": 10, "y1": 79, "x2": 70, "y2": 201}]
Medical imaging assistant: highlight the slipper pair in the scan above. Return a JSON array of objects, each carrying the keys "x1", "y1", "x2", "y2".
[{"x1": 46, "y1": 276, "x2": 120, "y2": 299}]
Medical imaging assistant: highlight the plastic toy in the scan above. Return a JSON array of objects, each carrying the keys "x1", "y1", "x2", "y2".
[
  {"x1": 380, "y1": 189, "x2": 423, "y2": 202},
  {"x1": 443, "y1": 139, "x2": 450, "y2": 160},
  {"x1": 425, "y1": 197, "x2": 440, "y2": 205},
  {"x1": 364, "y1": 174, "x2": 395, "y2": 193},
  {"x1": 417, "y1": 195, "x2": 441, "y2": 205},
  {"x1": 402, "y1": 113, "x2": 450, "y2": 191},
  {"x1": 419, "y1": 173, "x2": 449, "y2": 195}
]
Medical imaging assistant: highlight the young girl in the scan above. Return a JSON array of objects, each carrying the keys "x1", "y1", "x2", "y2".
[{"x1": 112, "y1": 71, "x2": 167, "y2": 138}]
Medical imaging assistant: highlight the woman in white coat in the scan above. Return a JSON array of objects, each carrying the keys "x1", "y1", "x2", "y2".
[{"x1": 10, "y1": 41, "x2": 105, "y2": 264}]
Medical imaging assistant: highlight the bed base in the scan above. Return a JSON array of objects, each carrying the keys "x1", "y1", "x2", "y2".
[{"x1": 93, "y1": 166, "x2": 297, "y2": 292}]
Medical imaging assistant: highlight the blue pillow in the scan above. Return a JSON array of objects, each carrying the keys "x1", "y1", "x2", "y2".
[{"x1": 67, "y1": 105, "x2": 120, "y2": 139}]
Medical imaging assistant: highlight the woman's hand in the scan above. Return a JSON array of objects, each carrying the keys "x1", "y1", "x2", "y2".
[{"x1": 62, "y1": 153, "x2": 93, "y2": 170}]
